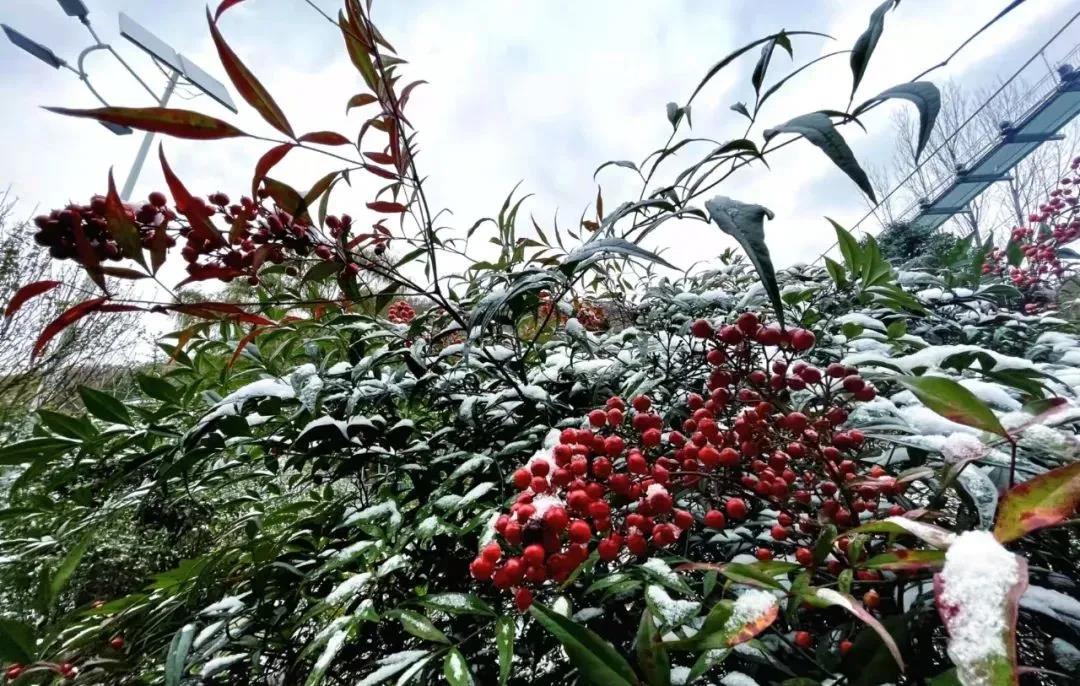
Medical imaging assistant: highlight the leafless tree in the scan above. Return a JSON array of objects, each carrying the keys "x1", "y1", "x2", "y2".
[
  {"x1": 0, "y1": 191, "x2": 148, "y2": 434},
  {"x1": 868, "y1": 73, "x2": 1080, "y2": 244}
]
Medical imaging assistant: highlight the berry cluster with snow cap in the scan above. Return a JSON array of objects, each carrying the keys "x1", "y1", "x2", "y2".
[{"x1": 472, "y1": 313, "x2": 906, "y2": 611}]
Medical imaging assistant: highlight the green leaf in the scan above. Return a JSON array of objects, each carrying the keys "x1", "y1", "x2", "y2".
[
  {"x1": 994, "y1": 461, "x2": 1080, "y2": 543},
  {"x1": 496, "y1": 616, "x2": 514, "y2": 686},
  {"x1": 850, "y1": 1, "x2": 899, "y2": 97},
  {"x1": 165, "y1": 624, "x2": 195, "y2": 686},
  {"x1": 421, "y1": 593, "x2": 494, "y2": 616},
  {"x1": 78, "y1": 386, "x2": 132, "y2": 425},
  {"x1": 765, "y1": 113, "x2": 875, "y2": 201},
  {"x1": 49, "y1": 532, "x2": 92, "y2": 601},
  {"x1": 898, "y1": 375, "x2": 1008, "y2": 438},
  {"x1": 811, "y1": 588, "x2": 904, "y2": 670},
  {"x1": 635, "y1": 610, "x2": 670, "y2": 686},
  {"x1": 563, "y1": 238, "x2": 676, "y2": 272},
  {"x1": 529, "y1": 603, "x2": 639, "y2": 685},
  {"x1": 855, "y1": 82, "x2": 940, "y2": 159},
  {"x1": 397, "y1": 610, "x2": 449, "y2": 644},
  {"x1": 751, "y1": 32, "x2": 792, "y2": 96},
  {"x1": 443, "y1": 648, "x2": 474, "y2": 686},
  {"x1": 136, "y1": 373, "x2": 179, "y2": 404},
  {"x1": 705, "y1": 196, "x2": 783, "y2": 328},
  {"x1": 0, "y1": 618, "x2": 36, "y2": 663},
  {"x1": 36, "y1": 409, "x2": 95, "y2": 441},
  {"x1": 0, "y1": 437, "x2": 78, "y2": 466}
]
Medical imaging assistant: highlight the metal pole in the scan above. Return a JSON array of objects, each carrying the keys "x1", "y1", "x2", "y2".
[{"x1": 120, "y1": 69, "x2": 179, "y2": 201}]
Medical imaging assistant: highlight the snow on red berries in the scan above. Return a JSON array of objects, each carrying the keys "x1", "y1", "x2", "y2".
[{"x1": 473, "y1": 314, "x2": 901, "y2": 609}]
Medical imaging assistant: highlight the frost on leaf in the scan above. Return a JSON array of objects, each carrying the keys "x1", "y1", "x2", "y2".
[
  {"x1": 934, "y1": 531, "x2": 1027, "y2": 686},
  {"x1": 645, "y1": 584, "x2": 701, "y2": 627},
  {"x1": 720, "y1": 589, "x2": 779, "y2": 646}
]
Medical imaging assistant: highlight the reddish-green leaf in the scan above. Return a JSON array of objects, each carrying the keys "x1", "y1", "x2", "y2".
[
  {"x1": 862, "y1": 549, "x2": 946, "y2": 572},
  {"x1": 99, "y1": 266, "x2": 150, "y2": 280},
  {"x1": 362, "y1": 164, "x2": 399, "y2": 180},
  {"x1": 215, "y1": 0, "x2": 246, "y2": 21},
  {"x1": 33, "y1": 298, "x2": 107, "y2": 358},
  {"x1": 252, "y1": 144, "x2": 294, "y2": 200},
  {"x1": 5, "y1": 281, "x2": 61, "y2": 318},
  {"x1": 45, "y1": 106, "x2": 245, "y2": 139},
  {"x1": 899, "y1": 375, "x2": 1009, "y2": 438},
  {"x1": 169, "y1": 302, "x2": 275, "y2": 326},
  {"x1": 149, "y1": 225, "x2": 170, "y2": 274},
  {"x1": 367, "y1": 201, "x2": 407, "y2": 214},
  {"x1": 346, "y1": 93, "x2": 379, "y2": 112},
  {"x1": 72, "y1": 224, "x2": 107, "y2": 293},
  {"x1": 300, "y1": 131, "x2": 351, "y2": 146},
  {"x1": 159, "y1": 146, "x2": 225, "y2": 249},
  {"x1": 262, "y1": 177, "x2": 307, "y2": 218},
  {"x1": 847, "y1": 516, "x2": 957, "y2": 549},
  {"x1": 994, "y1": 461, "x2": 1080, "y2": 543},
  {"x1": 207, "y1": 8, "x2": 294, "y2": 138},
  {"x1": 228, "y1": 326, "x2": 270, "y2": 368},
  {"x1": 105, "y1": 169, "x2": 148, "y2": 269},
  {"x1": 339, "y1": 11, "x2": 378, "y2": 90}
]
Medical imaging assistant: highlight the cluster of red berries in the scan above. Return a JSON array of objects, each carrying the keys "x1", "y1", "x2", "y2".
[
  {"x1": 472, "y1": 312, "x2": 902, "y2": 611},
  {"x1": 984, "y1": 171, "x2": 1080, "y2": 305},
  {"x1": 574, "y1": 300, "x2": 609, "y2": 332},
  {"x1": 32, "y1": 197, "x2": 176, "y2": 262},
  {"x1": 4, "y1": 636, "x2": 123, "y2": 681},
  {"x1": 386, "y1": 300, "x2": 416, "y2": 324}
]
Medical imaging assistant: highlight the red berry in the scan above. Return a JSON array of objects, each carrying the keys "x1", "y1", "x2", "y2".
[
  {"x1": 690, "y1": 319, "x2": 714, "y2": 338},
  {"x1": 514, "y1": 587, "x2": 534, "y2": 612},
  {"x1": 109, "y1": 636, "x2": 124, "y2": 650},
  {"x1": 725, "y1": 498, "x2": 748, "y2": 520},
  {"x1": 512, "y1": 469, "x2": 531, "y2": 490},
  {"x1": 755, "y1": 547, "x2": 774, "y2": 561},
  {"x1": 673, "y1": 509, "x2": 694, "y2": 530},
  {"x1": 736, "y1": 311, "x2": 760, "y2": 334},
  {"x1": 790, "y1": 328, "x2": 816, "y2": 351},
  {"x1": 704, "y1": 510, "x2": 726, "y2": 529},
  {"x1": 482, "y1": 542, "x2": 503, "y2": 563},
  {"x1": 603, "y1": 436, "x2": 624, "y2": 457},
  {"x1": 5, "y1": 665, "x2": 24, "y2": 681},
  {"x1": 642, "y1": 428, "x2": 662, "y2": 447},
  {"x1": 148, "y1": 191, "x2": 168, "y2": 208},
  {"x1": 770, "y1": 525, "x2": 788, "y2": 541},
  {"x1": 588, "y1": 409, "x2": 607, "y2": 427},
  {"x1": 523, "y1": 544, "x2": 546, "y2": 566},
  {"x1": 606, "y1": 396, "x2": 626, "y2": 411},
  {"x1": 607, "y1": 408, "x2": 624, "y2": 425},
  {"x1": 795, "y1": 547, "x2": 814, "y2": 567},
  {"x1": 842, "y1": 375, "x2": 865, "y2": 393},
  {"x1": 568, "y1": 520, "x2": 592, "y2": 544},
  {"x1": 632, "y1": 395, "x2": 652, "y2": 412},
  {"x1": 794, "y1": 631, "x2": 813, "y2": 649},
  {"x1": 597, "y1": 537, "x2": 621, "y2": 560},
  {"x1": 544, "y1": 506, "x2": 569, "y2": 532},
  {"x1": 470, "y1": 556, "x2": 494, "y2": 580},
  {"x1": 839, "y1": 639, "x2": 853, "y2": 656}
]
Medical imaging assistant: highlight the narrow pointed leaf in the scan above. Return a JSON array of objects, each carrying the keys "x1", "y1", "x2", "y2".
[
  {"x1": 252, "y1": 144, "x2": 294, "y2": 199},
  {"x1": 765, "y1": 113, "x2": 875, "y2": 200},
  {"x1": 495, "y1": 616, "x2": 514, "y2": 686},
  {"x1": 529, "y1": 603, "x2": 638, "y2": 685},
  {"x1": 705, "y1": 196, "x2": 784, "y2": 327},
  {"x1": 850, "y1": 0, "x2": 899, "y2": 97},
  {"x1": 300, "y1": 131, "x2": 351, "y2": 146},
  {"x1": 160, "y1": 146, "x2": 225, "y2": 248},
  {"x1": 33, "y1": 298, "x2": 107, "y2": 358},
  {"x1": 45, "y1": 106, "x2": 245, "y2": 139},
  {"x1": 814, "y1": 588, "x2": 904, "y2": 670},
  {"x1": 207, "y1": 8, "x2": 294, "y2": 138},
  {"x1": 5, "y1": 280, "x2": 61, "y2": 318},
  {"x1": 105, "y1": 169, "x2": 148, "y2": 268},
  {"x1": 855, "y1": 81, "x2": 940, "y2": 158}
]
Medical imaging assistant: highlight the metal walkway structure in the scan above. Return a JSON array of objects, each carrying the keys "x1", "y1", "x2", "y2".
[{"x1": 907, "y1": 64, "x2": 1080, "y2": 232}]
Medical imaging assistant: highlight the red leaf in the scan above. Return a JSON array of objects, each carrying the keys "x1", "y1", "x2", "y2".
[
  {"x1": 363, "y1": 151, "x2": 394, "y2": 165},
  {"x1": 362, "y1": 164, "x2": 399, "y2": 180},
  {"x1": 5, "y1": 280, "x2": 61, "y2": 318},
  {"x1": 175, "y1": 266, "x2": 245, "y2": 287},
  {"x1": 159, "y1": 146, "x2": 225, "y2": 249},
  {"x1": 99, "y1": 266, "x2": 150, "y2": 280},
  {"x1": 367, "y1": 201, "x2": 407, "y2": 213},
  {"x1": 215, "y1": 0, "x2": 246, "y2": 21},
  {"x1": 398, "y1": 79, "x2": 429, "y2": 109},
  {"x1": 252, "y1": 144, "x2": 294, "y2": 200},
  {"x1": 228, "y1": 325, "x2": 270, "y2": 368},
  {"x1": 149, "y1": 225, "x2": 169, "y2": 274},
  {"x1": 72, "y1": 224, "x2": 107, "y2": 293},
  {"x1": 207, "y1": 8, "x2": 294, "y2": 138},
  {"x1": 105, "y1": 169, "x2": 148, "y2": 268},
  {"x1": 45, "y1": 106, "x2": 245, "y2": 140},
  {"x1": 300, "y1": 131, "x2": 351, "y2": 146},
  {"x1": 346, "y1": 93, "x2": 379, "y2": 112},
  {"x1": 169, "y1": 302, "x2": 275, "y2": 326},
  {"x1": 33, "y1": 298, "x2": 107, "y2": 358}
]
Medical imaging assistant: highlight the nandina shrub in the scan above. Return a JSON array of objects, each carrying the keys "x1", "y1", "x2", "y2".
[{"x1": 2, "y1": 2, "x2": 1080, "y2": 686}]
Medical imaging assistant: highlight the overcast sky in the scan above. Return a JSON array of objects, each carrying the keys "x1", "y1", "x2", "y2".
[{"x1": 2, "y1": 0, "x2": 1079, "y2": 277}]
